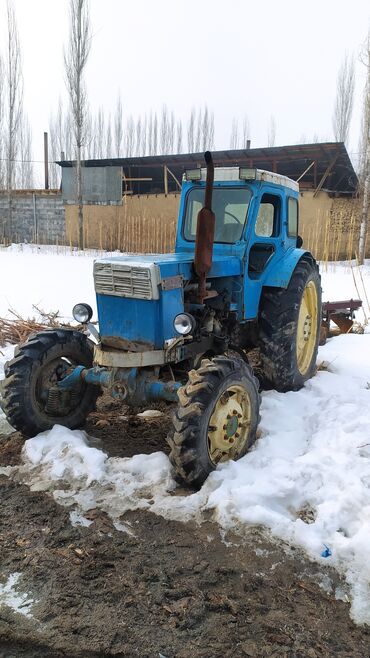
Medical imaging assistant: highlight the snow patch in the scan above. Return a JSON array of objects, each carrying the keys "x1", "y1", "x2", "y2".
[
  {"x1": 0, "y1": 572, "x2": 35, "y2": 618},
  {"x1": 137, "y1": 409, "x2": 164, "y2": 418},
  {"x1": 69, "y1": 510, "x2": 93, "y2": 528}
]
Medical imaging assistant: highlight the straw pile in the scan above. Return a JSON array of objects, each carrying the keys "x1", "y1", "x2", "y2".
[{"x1": 0, "y1": 306, "x2": 84, "y2": 348}]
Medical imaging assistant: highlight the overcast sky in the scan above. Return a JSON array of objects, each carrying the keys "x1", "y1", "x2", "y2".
[{"x1": 1, "y1": 0, "x2": 369, "y2": 181}]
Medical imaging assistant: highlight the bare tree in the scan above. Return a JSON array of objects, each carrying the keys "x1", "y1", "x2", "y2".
[
  {"x1": 4, "y1": 0, "x2": 23, "y2": 240},
  {"x1": 194, "y1": 108, "x2": 202, "y2": 152},
  {"x1": 242, "y1": 115, "x2": 250, "y2": 148},
  {"x1": 358, "y1": 32, "x2": 370, "y2": 265},
  {"x1": 201, "y1": 107, "x2": 209, "y2": 151},
  {"x1": 48, "y1": 112, "x2": 59, "y2": 188},
  {"x1": 168, "y1": 110, "x2": 175, "y2": 153},
  {"x1": 208, "y1": 110, "x2": 215, "y2": 150},
  {"x1": 49, "y1": 99, "x2": 72, "y2": 187},
  {"x1": 124, "y1": 115, "x2": 135, "y2": 156},
  {"x1": 332, "y1": 53, "x2": 355, "y2": 143},
  {"x1": 18, "y1": 114, "x2": 33, "y2": 188},
  {"x1": 64, "y1": 110, "x2": 73, "y2": 160},
  {"x1": 64, "y1": 0, "x2": 91, "y2": 249},
  {"x1": 136, "y1": 116, "x2": 142, "y2": 156},
  {"x1": 187, "y1": 108, "x2": 195, "y2": 152},
  {"x1": 93, "y1": 107, "x2": 105, "y2": 158},
  {"x1": 141, "y1": 114, "x2": 147, "y2": 156},
  {"x1": 176, "y1": 119, "x2": 183, "y2": 154},
  {"x1": 105, "y1": 117, "x2": 112, "y2": 157},
  {"x1": 229, "y1": 118, "x2": 239, "y2": 149},
  {"x1": 114, "y1": 94, "x2": 123, "y2": 157},
  {"x1": 0, "y1": 54, "x2": 5, "y2": 189},
  {"x1": 147, "y1": 112, "x2": 153, "y2": 155},
  {"x1": 159, "y1": 105, "x2": 170, "y2": 154},
  {"x1": 152, "y1": 113, "x2": 158, "y2": 155},
  {"x1": 267, "y1": 116, "x2": 276, "y2": 147}
]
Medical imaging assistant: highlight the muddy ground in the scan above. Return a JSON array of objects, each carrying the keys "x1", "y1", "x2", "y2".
[{"x1": 1, "y1": 399, "x2": 370, "y2": 657}]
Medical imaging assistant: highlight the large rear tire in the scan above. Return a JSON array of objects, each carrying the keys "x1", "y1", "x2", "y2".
[
  {"x1": 167, "y1": 355, "x2": 260, "y2": 488},
  {"x1": 259, "y1": 255, "x2": 321, "y2": 392},
  {"x1": 0, "y1": 329, "x2": 99, "y2": 436}
]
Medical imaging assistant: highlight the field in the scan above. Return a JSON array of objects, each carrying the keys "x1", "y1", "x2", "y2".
[{"x1": 0, "y1": 245, "x2": 370, "y2": 657}]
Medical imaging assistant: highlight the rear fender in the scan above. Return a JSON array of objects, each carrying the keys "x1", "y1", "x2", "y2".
[{"x1": 262, "y1": 248, "x2": 311, "y2": 289}]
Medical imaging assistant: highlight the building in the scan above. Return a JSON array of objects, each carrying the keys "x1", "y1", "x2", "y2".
[{"x1": 58, "y1": 142, "x2": 364, "y2": 260}]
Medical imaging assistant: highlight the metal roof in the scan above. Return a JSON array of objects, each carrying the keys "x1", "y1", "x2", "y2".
[{"x1": 57, "y1": 142, "x2": 358, "y2": 196}]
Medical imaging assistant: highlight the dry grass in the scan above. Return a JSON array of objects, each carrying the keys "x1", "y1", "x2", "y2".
[{"x1": 0, "y1": 306, "x2": 84, "y2": 348}]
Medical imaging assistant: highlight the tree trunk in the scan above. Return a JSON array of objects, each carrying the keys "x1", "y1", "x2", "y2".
[
  {"x1": 358, "y1": 144, "x2": 369, "y2": 264},
  {"x1": 77, "y1": 145, "x2": 83, "y2": 250}
]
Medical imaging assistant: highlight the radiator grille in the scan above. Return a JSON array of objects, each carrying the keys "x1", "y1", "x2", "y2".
[{"x1": 94, "y1": 262, "x2": 159, "y2": 300}]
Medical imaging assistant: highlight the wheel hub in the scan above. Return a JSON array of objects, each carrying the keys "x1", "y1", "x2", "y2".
[
  {"x1": 225, "y1": 414, "x2": 238, "y2": 437},
  {"x1": 207, "y1": 385, "x2": 251, "y2": 465},
  {"x1": 37, "y1": 357, "x2": 81, "y2": 416},
  {"x1": 296, "y1": 280, "x2": 318, "y2": 376}
]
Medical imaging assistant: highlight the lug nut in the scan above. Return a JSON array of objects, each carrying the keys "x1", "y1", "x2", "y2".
[{"x1": 237, "y1": 413, "x2": 242, "y2": 418}]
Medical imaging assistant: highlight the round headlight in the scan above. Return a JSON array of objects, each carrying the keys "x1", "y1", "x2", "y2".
[
  {"x1": 72, "y1": 303, "x2": 93, "y2": 324},
  {"x1": 173, "y1": 313, "x2": 195, "y2": 336}
]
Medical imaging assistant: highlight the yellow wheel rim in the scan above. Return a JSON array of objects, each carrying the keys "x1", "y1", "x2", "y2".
[
  {"x1": 296, "y1": 280, "x2": 318, "y2": 376},
  {"x1": 207, "y1": 385, "x2": 251, "y2": 465}
]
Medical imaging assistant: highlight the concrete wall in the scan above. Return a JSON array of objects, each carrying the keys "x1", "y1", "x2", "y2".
[{"x1": 0, "y1": 191, "x2": 65, "y2": 244}]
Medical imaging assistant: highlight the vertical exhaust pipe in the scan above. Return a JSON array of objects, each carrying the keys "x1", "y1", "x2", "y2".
[{"x1": 194, "y1": 151, "x2": 215, "y2": 303}]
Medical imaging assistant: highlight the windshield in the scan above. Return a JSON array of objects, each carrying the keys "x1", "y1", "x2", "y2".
[{"x1": 184, "y1": 187, "x2": 252, "y2": 243}]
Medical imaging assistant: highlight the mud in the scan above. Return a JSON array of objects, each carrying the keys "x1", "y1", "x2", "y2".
[{"x1": 1, "y1": 402, "x2": 370, "y2": 657}]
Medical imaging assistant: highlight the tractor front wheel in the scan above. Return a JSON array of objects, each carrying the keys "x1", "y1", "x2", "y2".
[
  {"x1": 167, "y1": 355, "x2": 260, "y2": 488},
  {"x1": 0, "y1": 329, "x2": 99, "y2": 436}
]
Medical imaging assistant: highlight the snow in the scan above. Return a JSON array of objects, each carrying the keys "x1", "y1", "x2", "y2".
[
  {"x1": 0, "y1": 243, "x2": 113, "y2": 321},
  {"x1": 1, "y1": 245, "x2": 370, "y2": 624},
  {"x1": 0, "y1": 572, "x2": 35, "y2": 618},
  {"x1": 321, "y1": 261, "x2": 370, "y2": 319},
  {"x1": 69, "y1": 510, "x2": 93, "y2": 528}
]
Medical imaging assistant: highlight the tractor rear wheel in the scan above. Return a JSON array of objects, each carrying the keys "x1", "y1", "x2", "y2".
[
  {"x1": 0, "y1": 329, "x2": 99, "y2": 437},
  {"x1": 259, "y1": 255, "x2": 321, "y2": 392},
  {"x1": 167, "y1": 355, "x2": 260, "y2": 488}
]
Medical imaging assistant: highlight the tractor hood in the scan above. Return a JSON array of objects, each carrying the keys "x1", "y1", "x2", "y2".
[
  {"x1": 93, "y1": 253, "x2": 242, "y2": 352},
  {"x1": 94, "y1": 252, "x2": 242, "y2": 299}
]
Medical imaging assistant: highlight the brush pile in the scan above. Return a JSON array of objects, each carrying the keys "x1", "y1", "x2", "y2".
[{"x1": 0, "y1": 306, "x2": 84, "y2": 348}]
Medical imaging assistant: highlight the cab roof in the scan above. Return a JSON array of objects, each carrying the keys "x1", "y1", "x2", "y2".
[{"x1": 183, "y1": 167, "x2": 299, "y2": 192}]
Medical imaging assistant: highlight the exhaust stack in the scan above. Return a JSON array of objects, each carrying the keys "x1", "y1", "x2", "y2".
[{"x1": 194, "y1": 151, "x2": 215, "y2": 304}]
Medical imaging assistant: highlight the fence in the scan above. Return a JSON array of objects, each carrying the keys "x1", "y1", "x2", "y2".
[
  {"x1": 299, "y1": 192, "x2": 367, "y2": 263},
  {"x1": 1, "y1": 189, "x2": 368, "y2": 261},
  {"x1": 65, "y1": 194, "x2": 179, "y2": 252}
]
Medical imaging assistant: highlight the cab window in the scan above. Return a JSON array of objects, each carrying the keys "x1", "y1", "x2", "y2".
[
  {"x1": 288, "y1": 197, "x2": 298, "y2": 236},
  {"x1": 255, "y1": 193, "x2": 280, "y2": 237},
  {"x1": 184, "y1": 187, "x2": 252, "y2": 244}
]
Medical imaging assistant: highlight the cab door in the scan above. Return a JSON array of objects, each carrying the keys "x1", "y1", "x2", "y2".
[{"x1": 243, "y1": 187, "x2": 286, "y2": 319}]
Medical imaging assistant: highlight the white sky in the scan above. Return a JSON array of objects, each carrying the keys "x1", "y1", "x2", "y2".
[{"x1": 1, "y1": 0, "x2": 369, "y2": 182}]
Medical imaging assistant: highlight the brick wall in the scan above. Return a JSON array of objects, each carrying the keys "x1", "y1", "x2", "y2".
[{"x1": 0, "y1": 191, "x2": 65, "y2": 244}]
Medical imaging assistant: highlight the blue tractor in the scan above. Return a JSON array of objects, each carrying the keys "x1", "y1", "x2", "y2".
[{"x1": 1, "y1": 152, "x2": 321, "y2": 487}]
